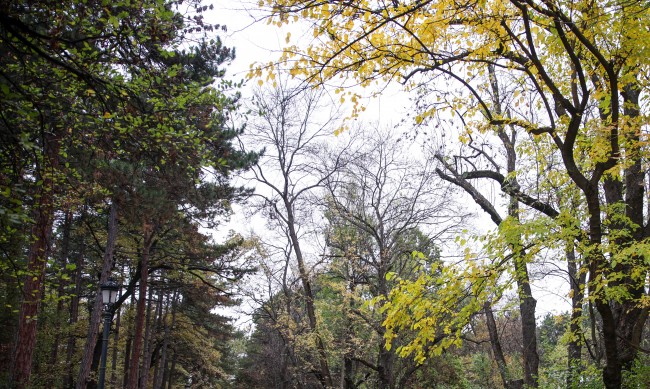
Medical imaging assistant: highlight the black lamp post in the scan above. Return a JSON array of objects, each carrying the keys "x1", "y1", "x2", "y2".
[{"x1": 98, "y1": 278, "x2": 119, "y2": 389}]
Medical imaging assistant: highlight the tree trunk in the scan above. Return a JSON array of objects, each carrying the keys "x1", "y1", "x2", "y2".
[
  {"x1": 596, "y1": 83, "x2": 648, "y2": 389},
  {"x1": 584, "y1": 166, "x2": 646, "y2": 389},
  {"x1": 485, "y1": 302, "x2": 510, "y2": 388},
  {"x1": 377, "y1": 346, "x2": 394, "y2": 389},
  {"x1": 46, "y1": 210, "x2": 73, "y2": 388},
  {"x1": 139, "y1": 279, "x2": 155, "y2": 388},
  {"x1": 87, "y1": 336, "x2": 103, "y2": 389},
  {"x1": 153, "y1": 290, "x2": 175, "y2": 389},
  {"x1": 65, "y1": 213, "x2": 86, "y2": 388},
  {"x1": 76, "y1": 201, "x2": 119, "y2": 389},
  {"x1": 507, "y1": 189, "x2": 539, "y2": 388},
  {"x1": 12, "y1": 132, "x2": 60, "y2": 388},
  {"x1": 110, "y1": 297, "x2": 121, "y2": 388},
  {"x1": 161, "y1": 290, "x2": 179, "y2": 389},
  {"x1": 596, "y1": 300, "x2": 622, "y2": 389},
  {"x1": 123, "y1": 305, "x2": 134, "y2": 389},
  {"x1": 517, "y1": 273, "x2": 539, "y2": 388},
  {"x1": 566, "y1": 244, "x2": 585, "y2": 388},
  {"x1": 127, "y1": 222, "x2": 154, "y2": 389},
  {"x1": 376, "y1": 269, "x2": 395, "y2": 389},
  {"x1": 165, "y1": 350, "x2": 177, "y2": 389},
  {"x1": 486, "y1": 63, "x2": 539, "y2": 386},
  {"x1": 342, "y1": 282, "x2": 356, "y2": 389},
  {"x1": 285, "y1": 204, "x2": 332, "y2": 388}
]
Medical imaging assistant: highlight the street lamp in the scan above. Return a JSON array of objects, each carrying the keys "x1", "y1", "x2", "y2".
[{"x1": 98, "y1": 278, "x2": 119, "y2": 389}]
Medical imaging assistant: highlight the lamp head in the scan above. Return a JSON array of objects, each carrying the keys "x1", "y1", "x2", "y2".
[{"x1": 101, "y1": 278, "x2": 120, "y2": 305}]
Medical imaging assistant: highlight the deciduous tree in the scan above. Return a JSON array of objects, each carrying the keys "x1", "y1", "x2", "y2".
[{"x1": 243, "y1": 82, "x2": 352, "y2": 387}]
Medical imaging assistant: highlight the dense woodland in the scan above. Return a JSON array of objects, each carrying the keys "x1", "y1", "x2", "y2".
[{"x1": 1, "y1": 0, "x2": 649, "y2": 388}]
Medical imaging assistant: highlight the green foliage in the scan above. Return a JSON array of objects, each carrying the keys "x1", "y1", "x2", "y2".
[
  {"x1": 622, "y1": 354, "x2": 650, "y2": 389},
  {"x1": 0, "y1": 0, "x2": 259, "y2": 386}
]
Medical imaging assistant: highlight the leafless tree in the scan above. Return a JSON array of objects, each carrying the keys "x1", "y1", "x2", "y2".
[
  {"x1": 241, "y1": 81, "x2": 356, "y2": 387},
  {"x1": 322, "y1": 128, "x2": 467, "y2": 389}
]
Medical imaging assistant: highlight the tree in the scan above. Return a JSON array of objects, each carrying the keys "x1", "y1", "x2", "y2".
[
  {"x1": 431, "y1": 64, "x2": 546, "y2": 387},
  {"x1": 322, "y1": 129, "x2": 460, "y2": 388},
  {"x1": 243, "y1": 82, "x2": 352, "y2": 387},
  {"x1": 256, "y1": 1, "x2": 650, "y2": 387}
]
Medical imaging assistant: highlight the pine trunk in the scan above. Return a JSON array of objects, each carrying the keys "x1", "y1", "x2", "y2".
[
  {"x1": 12, "y1": 132, "x2": 60, "y2": 388},
  {"x1": 152, "y1": 287, "x2": 171, "y2": 389},
  {"x1": 64, "y1": 214, "x2": 86, "y2": 388},
  {"x1": 76, "y1": 201, "x2": 119, "y2": 388},
  {"x1": 139, "y1": 280, "x2": 155, "y2": 388},
  {"x1": 110, "y1": 300, "x2": 121, "y2": 388},
  {"x1": 122, "y1": 305, "x2": 134, "y2": 389},
  {"x1": 45, "y1": 211, "x2": 72, "y2": 387},
  {"x1": 166, "y1": 351, "x2": 177, "y2": 389},
  {"x1": 126, "y1": 222, "x2": 154, "y2": 389}
]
